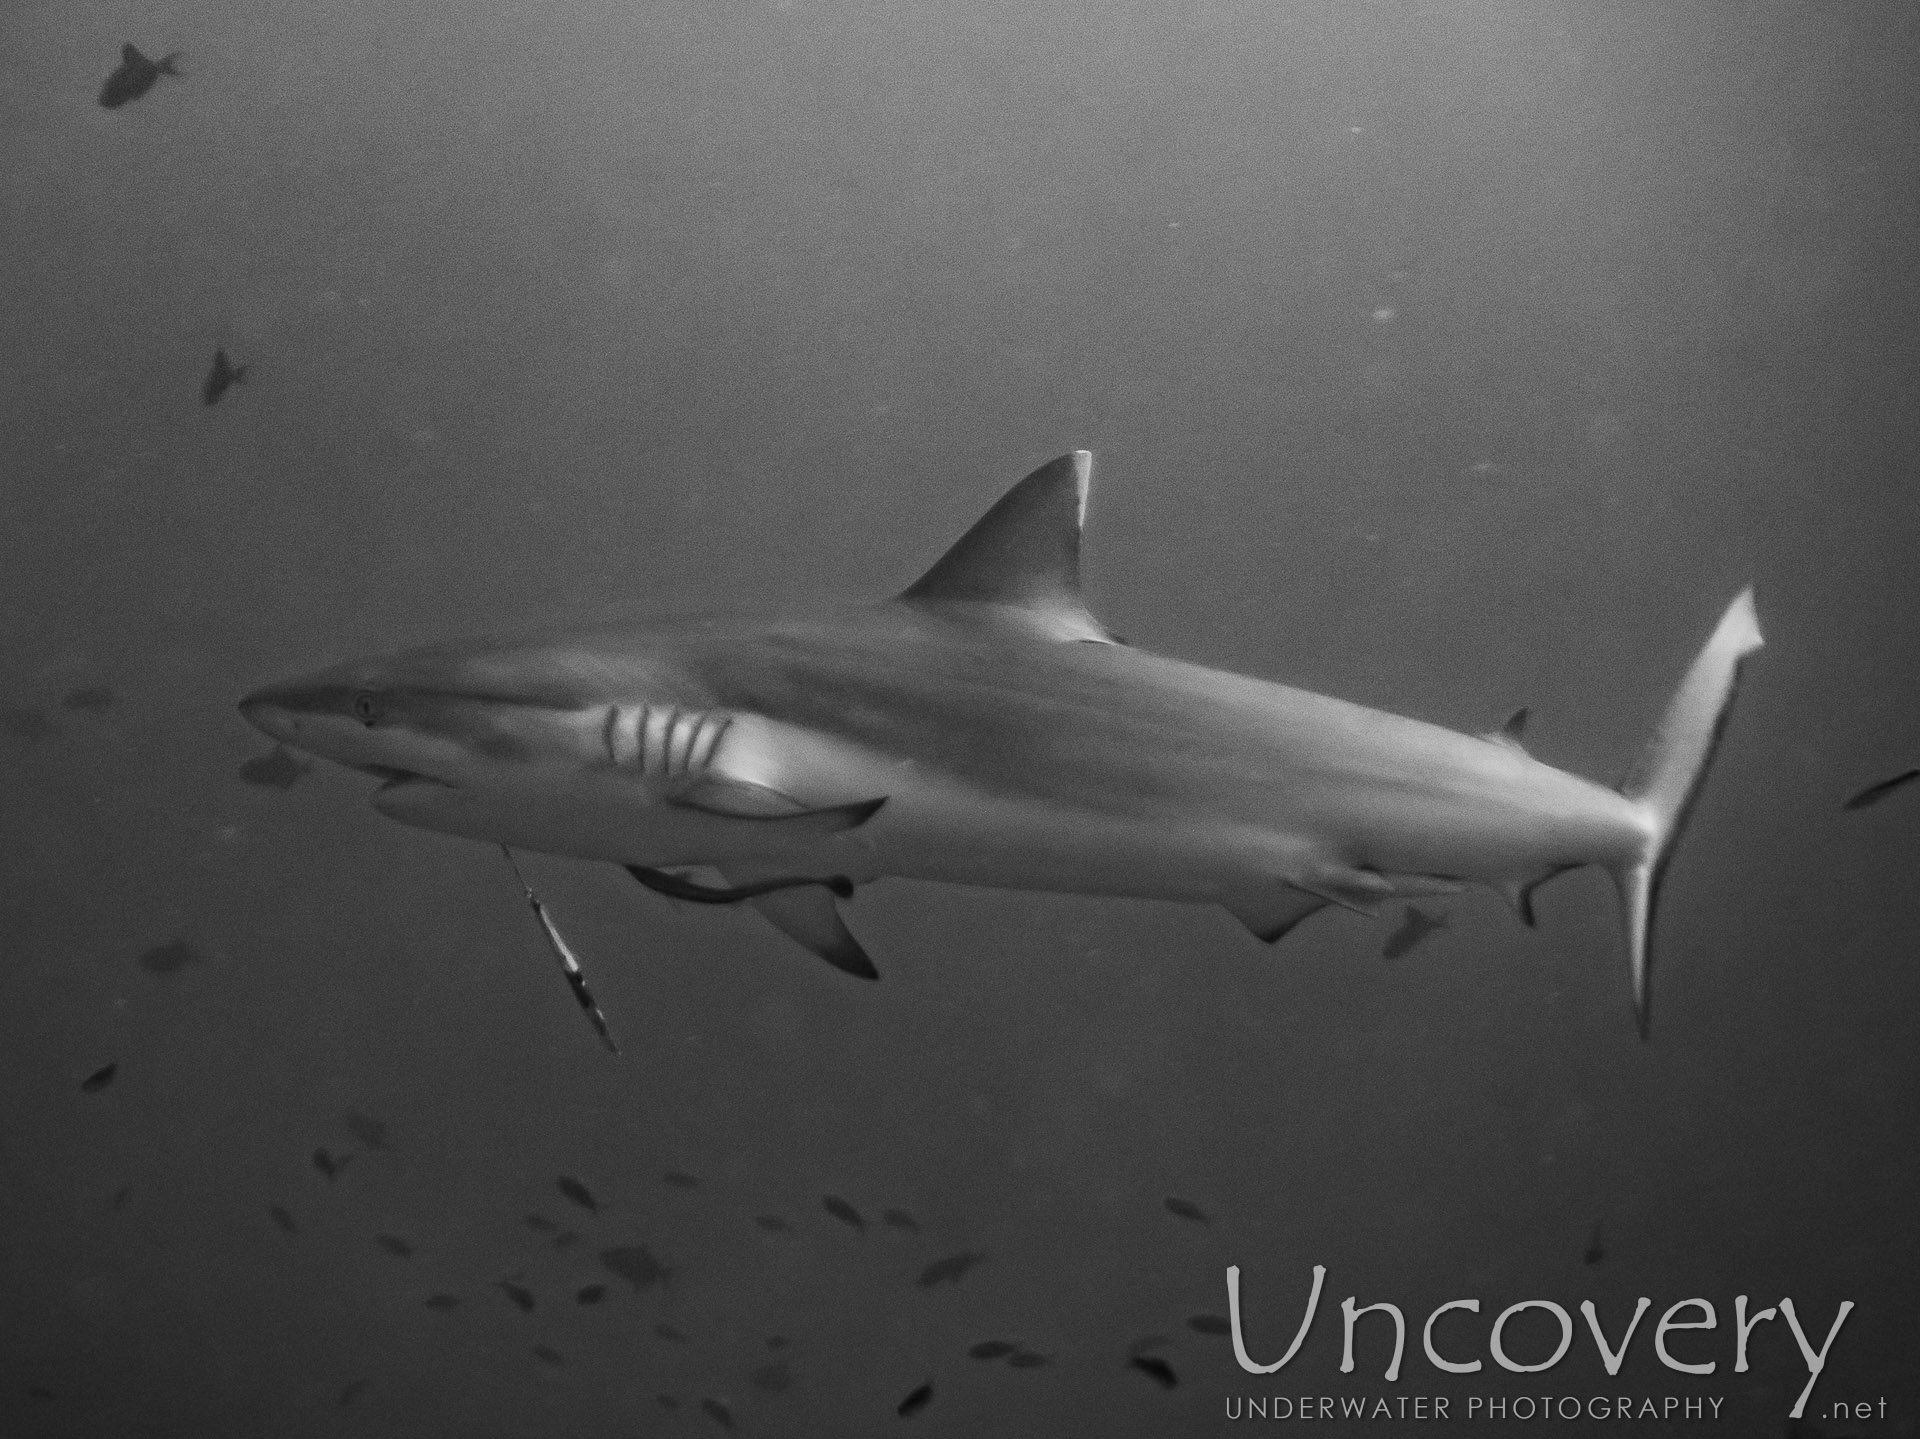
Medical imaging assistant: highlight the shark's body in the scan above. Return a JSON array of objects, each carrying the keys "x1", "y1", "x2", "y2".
[{"x1": 242, "y1": 452, "x2": 1762, "y2": 1030}]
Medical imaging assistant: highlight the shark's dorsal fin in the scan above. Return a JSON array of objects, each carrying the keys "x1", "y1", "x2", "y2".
[
  {"x1": 899, "y1": 451, "x2": 1117, "y2": 644},
  {"x1": 1480, "y1": 706, "x2": 1530, "y2": 752}
]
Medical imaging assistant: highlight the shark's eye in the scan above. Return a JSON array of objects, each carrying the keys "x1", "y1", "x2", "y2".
[{"x1": 351, "y1": 691, "x2": 382, "y2": 725}]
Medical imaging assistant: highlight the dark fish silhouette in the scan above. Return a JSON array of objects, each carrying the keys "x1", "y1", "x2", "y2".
[
  {"x1": 917, "y1": 1251, "x2": 987, "y2": 1288},
  {"x1": 138, "y1": 940, "x2": 196, "y2": 975},
  {"x1": 1163, "y1": 1196, "x2": 1210, "y2": 1225},
  {"x1": 897, "y1": 1381, "x2": 933, "y2": 1418},
  {"x1": 532, "y1": 1344, "x2": 565, "y2": 1367},
  {"x1": 658, "y1": 1395, "x2": 681, "y2": 1410},
  {"x1": 60, "y1": 686, "x2": 116, "y2": 713},
  {"x1": 754, "y1": 1214, "x2": 790, "y2": 1232},
  {"x1": 343, "y1": 1111, "x2": 390, "y2": 1151},
  {"x1": 524, "y1": 1213, "x2": 558, "y2": 1233},
  {"x1": 1382, "y1": 904, "x2": 1450, "y2": 959},
  {"x1": 312, "y1": 1148, "x2": 351, "y2": 1181},
  {"x1": 201, "y1": 349, "x2": 247, "y2": 407},
  {"x1": 700, "y1": 1396, "x2": 734, "y2": 1430},
  {"x1": 338, "y1": 1379, "x2": 366, "y2": 1407},
  {"x1": 1128, "y1": 1333, "x2": 1169, "y2": 1356},
  {"x1": 882, "y1": 1208, "x2": 919, "y2": 1232},
  {"x1": 968, "y1": 1340, "x2": 1017, "y2": 1359},
  {"x1": 1130, "y1": 1355, "x2": 1178, "y2": 1388},
  {"x1": 551, "y1": 1230, "x2": 579, "y2": 1248},
  {"x1": 1, "y1": 708, "x2": 55, "y2": 740},
  {"x1": 1007, "y1": 1349, "x2": 1051, "y2": 1369},
  {"x1": 239, "y1": 747, "x2": 310, "y2": 790},
  {"x1": 81, "y1": 1063, "x2": 117, "y2": 1093},
  {"x1": 98, "y1": 44, "x2": 181, "y2": 109},
  {"x1": 556, "y1": 1175, "x2": 597, "y2": 1212},
  {"x1": 375, "y1": 1234, "x2": 413, "y2": 1258},
  {"x1": 268, "y1": 1204, "x2": 297, "y2": 1235},
  {"x1": 111, "y1": 1184, "x2": 133, "y2": 1210},
  {"x1": 654, "y1": 1323, "x2": 690, "y2": 1344},
  {"x1": 765, "y1": 1335, "x2": 788, "y2": 1350},
  {"x1": 498, "y1": 1280, "x2": 535, "y2": 1312},
  {"x1": 576, "y1": 1284, "x2": 606, "y2": 1305},
  {"x1": 662, "y1": 1169, "x2": 700, "y2": 1189},
  {"x1": 1187, "y1": 1314, "x2": 1232, "y2": 1335},
  {"x1": 424, "y1": 1294, "x2": 462, "y2": 1310},
  {"x1": 601, "y1": 1244, "x2": 670, "y2": 1293},
  {"x1": 822, "y1": 1194, "x2": 865, "y2": 1231},
  {"x1": 1583, "y1": 1222, "x2": 1606, "y2": 1266},
  {"x1": 1844, "y1": 768, "x2": 1919, "y2": 811},
  {"x1": 749, "y1": 1361, "x2": 791, "y2": 1394}
]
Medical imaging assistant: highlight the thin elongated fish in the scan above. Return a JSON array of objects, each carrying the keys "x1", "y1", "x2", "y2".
[
  {"x1": 240, "y1": 451, "x2": 1761, "y2": 1034},
  {"x1": 501, "y1": 847, "x2": 619, "y2": 1053}
]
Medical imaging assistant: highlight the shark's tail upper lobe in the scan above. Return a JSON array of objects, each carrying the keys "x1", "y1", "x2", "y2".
[{"x1": 1610, "y1": 588, "x2": 1764, "y2": 1036}]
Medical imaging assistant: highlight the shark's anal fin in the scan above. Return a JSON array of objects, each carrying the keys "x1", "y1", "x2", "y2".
[
  {"x1": 719, "y1": 867, "x2": 879, "y2": 980},
  {"x1": 625, "y1": 866, "x2": 855, "y2": 904},
  {"x1": 1223, "y1": 887, "x2": 1329, "y2": 944},
  {"x1": 898, "y1": 451, "x2": 1119, "y2": 644},
  {"x1": 669, "y1": 776, "x2": 887, "y2": 831}
]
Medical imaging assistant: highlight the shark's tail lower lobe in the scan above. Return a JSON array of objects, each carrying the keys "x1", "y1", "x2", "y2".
[{"x1": 1611, "y1": 588, "x2": 1764, "y2": 1037}]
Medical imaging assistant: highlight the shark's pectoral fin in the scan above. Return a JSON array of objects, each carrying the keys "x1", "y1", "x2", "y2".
[
  {"x1": 670, "y1": 775, "x2": 887, "y2": 831},
  {"x1": 625, "y1": 865, "x2": 855, "y2": 904},
  {"x1": 1223, "y1": 886, "x2": 1330, "y2": 944},
  {"x1": 720, "y1": 867, "x2": 879, "y2": 980}
]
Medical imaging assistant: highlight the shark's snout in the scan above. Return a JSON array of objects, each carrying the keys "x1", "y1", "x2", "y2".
[{"x1": 238, "y1": 687, "x2": 300, "y2": 744}]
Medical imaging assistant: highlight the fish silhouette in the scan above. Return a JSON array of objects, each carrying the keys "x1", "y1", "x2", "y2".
[
  {"x1": 81, "y1": 1063, "x2": 117, "y2": 1093},
  {"x1": 968, "y1": 1340, "x2": 1017, "y2": 1359},
  {"x1": 897, "y1": 1382, "x2": 933, "y2": 1417},
  {"x1": 654, "y1": 1323, "x2": 690, "y2": 1344},
  {"x1": 917, "y1": 1251, "x2": 987, "y2": 1288},
  {"x1": 1163, "y1": 1196, "x2": 1210, "y2": 1225},
  {"x1": 1130, "y1": 1354, "x2": 1178, "y2": 1388},
  {"x1": 268, "y1": 1204, "x2": 297, "y2": 1235},
  {"x1": 754, "y1": 1215, "x2": 790, "y2": 1233},
  {"x1": 337, "y1": 1379, "x2": 366, "y2": 1407},
  {"x1": 201, "y1": 349, "x2": 247, "y2": 407},
  {"x1": 532, "y1": 1344, "x2": 565, "y2": 1368},
  {"x1": 98, "y1": 44, "x2": 181, "y2": 109},
  {"x1": 1, "y1": 707, "x2": 55, "y2": 740},
  {"x1": 311, "y1": 1148, "x2": 352, "y2": 1181},
  {"x1": 1187, "y1": 1314, "x2": 1232, "y2": 1335},
  {"x1": 700, "y1": 1396, "x2": 734, "y2": 1429},
  {"x1": 343, "y1": 1111, "x2": 390, "y2": 1151},
  {"x1": 239, "y1": 748, "x2": 310, "y2": 791},
  {"x1": 375, "y1": 1234, "x2": 413, "y2": 1258},
  {"x1": 424, "y1": 1294, "x2": 462, "y2": 1310},
  {"x1": 556, "y1": 1175, "x2": 597, "y2": 1212},
  {"x1": 662, "y1": 1169, "x2": 700, "y2": 1189},
  {"x1": 882, "y1": 1207, "x2": 919, "y2": 1232},
  {"x1": 1583, "y1": 1222, "x2": 1607, "y2": 1266},
  {"x1": 575, "y1": 1284, "x2": 606, "y2": 1305},
  {"x1": 138, "y1": 940, "x2": 196, "y2": 975},
  {"x1": 1844, "y1": 768, "x2": 1919, "y2": 811},
  {"x1": 821, "y1": 1194, "x2": 865, "y2": 1232},
  {"x1": 497, "y1": 1279, "x2": 535, "y2": 1312},
  {"x1": 749, "y1": 1361, "x2": 791, "y2": 1394},
  {"x1": 60, "y1": 686, "x2": 116, "y2": 713},
  {"x1": 601, "y1": 1244, "x2": 670, "y2": 1293},
  {"x1": 1007, "y1": 1349, "x2": 1051, "y2": 1369}
]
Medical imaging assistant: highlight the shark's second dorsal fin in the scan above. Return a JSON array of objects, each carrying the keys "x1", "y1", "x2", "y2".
[{"x1": 898, "y1": 451, "x2": 1117, "y2": 644}]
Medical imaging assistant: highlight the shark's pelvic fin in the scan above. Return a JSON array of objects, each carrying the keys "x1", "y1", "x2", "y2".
[
  {"x1": 1611, "y1": 587, "x2": 1763, "y2": 1038},
  {"x1": 721, "y1": 866, "x2": 879, "y2": 979},
  {"x1": 1223, "y1": 886, "x2": 1330, "y2": 943},
  {"x1": 669, "y1": 776, "x2": 888, "y2": 831},
  {"x1": 898, "y1": 451, "x2": 1119, "y2": 644}
]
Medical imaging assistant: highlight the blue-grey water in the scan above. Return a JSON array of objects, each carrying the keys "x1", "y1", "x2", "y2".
[{"x1": 4, "y1": 2, "x2": 1916, "y2": 1435}]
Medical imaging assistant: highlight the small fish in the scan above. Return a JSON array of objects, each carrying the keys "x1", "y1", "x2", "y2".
[
  {"x1": 111, "y1": 1184, "x2": 133, "y2": 1210},
  {"x1": 754, "y1": 1214, "x2": 790, "y2": 1233},
  {"x1": 424, "y1": 1294, "x2": 462, "y2": 1310},
  {"x1": 700, "y1": 1396, "x2": 735, "y2": 1430},
  {"x1": 343, "y1": 1111, "x2": 390, "y2": 1151},
  {"x1": 1583, "y1": 1222, "x2": 1606, "y2": 1267},
  {"x1": 201, "y1": 349, "x2": 248, "y2": 407},
  {"x1": 239, "y1": 747, "x2": 310, "y2": 790},
  {"x1": 917, "y1": 1251, "x2": 986, "y2": 1288},
  {"x1": 575, "y1": 1284, "x2": 606, "y2": 1305},
  {"x1": 524, "y1": 1212, "x2": 558, "y2": 1233},
  {"x1": 897, "y1": 1381, "x2": 933, "y2": 1418},
  {"x1": 1844, "y1": 768, "x2": 1919, "y2": 811},
  {"x1": 765, "y1": 1335, "x2": 788, "y2": 1350},
  {"x1": 1382, "y1": 904, "x2": 1450, "y2": 960},
  {"x1": 81, "y1": 1062, "x2": 117, "y2": 1093},
  {"x1": 338, "y1": 1378, "x2": 366, "y2": 1407},
  {"x1": 312, "y1": 1148, "x2": 352, "y2": 1181},
  {"x1": 1127, "y1": 1333, "x2": 1169, "y2": 1357},
  {"x1": 97, "y1": 44, "x2": 181, "y2": 109},
  {"x1": 749, "y1": 1361, "x2": 791, "y2": 1394},
  {"x1": 1007, "y1": 1349, "x2": 1051, "y2": 1369},
  {"x1": 532, "y1": 1344, "x2": 565, "y2": 1367},
  {"x1": 1163, "y1": 1196, "x2": 1210, "y2": 1225},
  {"x1": 138, "y1": 940, "x2": 196, "y2": 975},
  {"x1": 60, "y1": 686, "x2": 116, "y2": 713},
  {"x1": 375, "y1": 1234, "x2": 413, "y2": 1258},
  {"x1": 882, "y1": 1207, "x2": 919, "y2": 1232},
  {"x1": 967, "y1": 1340, "x2": 1016, "y2": 1360},
  {"x1": 503, "y1": 847, "x2": 619, "y2": 1053},
  {"x1": 1, "y1": 707, "x2": 55, "y2": 741},
  {"x1": 556, "y1": 1175, "x2": 598, "y2": 1212},
  {"x1": 552, "y1": 1230, "x2": 580, "y2": 1249},
  {"x1": 1129, "y1": 1355, "x2": 1178, "y2": 1388},
  {"x1": 822, "y1": 1194, "x2": 865, "y2": 1232},
  {"x1": 268, "y1": 1204, "x2": 298, "y2": 1235},
  {"x1": 654, "y1": 1323, "x2": 691, "y2": 1344},
  {"x1": 662, "y1": 1169, "x2": 700, "y2": 1189},
  {"x1": 601, "y1": 1244, "x2": 670, "y2": 1293},
  {"x1": 498, "y1": 1280, "x2": 535, "y2": 1312},
  {"x1": 658, "y1": 1395, "x2": 681, "y2": 1410},
  {"x1": 1187, "y1": 1314, "x2": 1232, "y2": 1335}
]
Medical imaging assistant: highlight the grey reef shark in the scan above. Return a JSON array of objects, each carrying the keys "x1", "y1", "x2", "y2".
[{"x1": 241, "y1": 452, "x2": 1761, "y2": 1035}]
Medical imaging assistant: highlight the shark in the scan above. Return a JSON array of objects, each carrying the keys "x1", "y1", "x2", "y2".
[{"x1": 239, "y1": 451, "x2": 1762, "y2": 1033}]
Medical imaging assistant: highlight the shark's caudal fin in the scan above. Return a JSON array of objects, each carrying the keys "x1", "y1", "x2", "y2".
[
  {"x1": 899, "y1": 451, "x2": 1121, "y2": 644},
  {"x1": 1612, "y1": 588, "x2": 1764, "y2": 1037}
]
